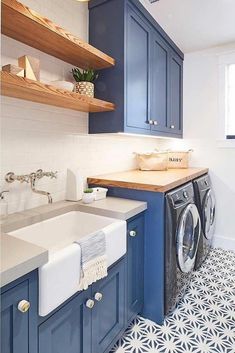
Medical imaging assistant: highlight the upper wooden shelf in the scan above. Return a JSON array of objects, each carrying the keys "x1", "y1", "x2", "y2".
[
  {"x1": 1, "y1": 0, "x2": 115, "y2": 70},
  {"x1": 1, "y1": 71, "x2": 115, "y2": 113}
]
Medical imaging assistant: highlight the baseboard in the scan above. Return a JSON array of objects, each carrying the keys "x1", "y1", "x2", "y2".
[{"x1": 212, "y1": 235, "x2": 235, "y2": 251}]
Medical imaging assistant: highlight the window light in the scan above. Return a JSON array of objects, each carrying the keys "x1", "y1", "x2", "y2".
[{"x1": 226, "y1": 63, "x2": 235, "y2": 139}]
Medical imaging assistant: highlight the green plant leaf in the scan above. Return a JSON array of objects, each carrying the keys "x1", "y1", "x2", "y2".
[
  {"x1": 71, "y1": 67, "x2": 99, "y2": 82},
  {"x1": 84, "y1": 188, "x2": 93, "y2": 193}
]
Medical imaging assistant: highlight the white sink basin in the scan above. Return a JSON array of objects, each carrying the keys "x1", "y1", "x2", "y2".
[
  {"x1": 9, "y1": 211, "x2": 126, "y2": 316},
  {"x1": 10, "y1": 211, "x2": 125, "y2": 257}
]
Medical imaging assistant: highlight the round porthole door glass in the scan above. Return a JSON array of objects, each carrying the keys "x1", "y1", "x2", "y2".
[
  {"x1": 203, "y1": 189, "x2": 216, "y2": 240},
  {"x1": 177, "y1": 204, "x2": 201, "y2": 273}
]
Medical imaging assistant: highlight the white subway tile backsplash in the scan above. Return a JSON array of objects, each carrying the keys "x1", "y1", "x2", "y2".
[{"x1": 1, "y1": 0, "x2": 163, "y2": 214}]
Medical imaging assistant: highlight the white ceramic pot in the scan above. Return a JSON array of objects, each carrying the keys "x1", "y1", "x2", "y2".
[
  {"x1": 74, "y1": 82, "x2": 94, "y2": 98},
  {"x1": 82, "y1": 192, "x2": 95, "y2": 204}
]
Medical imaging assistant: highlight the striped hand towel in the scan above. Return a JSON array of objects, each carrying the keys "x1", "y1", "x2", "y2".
[{"x1": 75, "y1": 230, "x2": 107, "y2": 291}]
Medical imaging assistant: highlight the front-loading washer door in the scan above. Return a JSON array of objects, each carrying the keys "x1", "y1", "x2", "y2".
[
  {"x1": 177, "y1": 203, "x2": 201, "y2": 273},
  {"x1": 202, "y1": 189, "x2": 216, "y2": 240}
]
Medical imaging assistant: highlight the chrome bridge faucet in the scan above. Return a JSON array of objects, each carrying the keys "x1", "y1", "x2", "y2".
[{"x1": 5, "y1": 169, "x2": 57, "y2": 204}]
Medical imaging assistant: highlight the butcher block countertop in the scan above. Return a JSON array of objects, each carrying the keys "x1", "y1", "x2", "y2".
[{"x1": 88, "y1": 168, "x2": 209, "y2": 193}]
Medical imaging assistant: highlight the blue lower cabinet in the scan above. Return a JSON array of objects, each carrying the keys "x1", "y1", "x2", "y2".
[
  {"x1": 127, "y1": 214, "x2": 144, "y2": 323},
  {"x1": 1, "y1": 281, "x2": 29, "y2": 353},
  {"x1": 38, "y1": 288, "x2": 92, "y2": 353},
  {"x1": 1, "y1": 271, "x2": 38, "y2": 353},
  {"x1": 38, "y1": 258, "x2": 126, "y2": 353},
  {"x1": 91, "y1": 258, "x2": 126, "y2": 353},
  {"x1": 107, "y1": 187, "x2": 165, "y2": 324}
]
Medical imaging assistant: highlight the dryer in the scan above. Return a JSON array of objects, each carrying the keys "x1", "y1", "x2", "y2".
[
  {"x1": 165, "y1": 182, "x2": 201, "y2": 316},
  {"x1": 193, "y1": 174, "x2": 216, "y2": 269}
]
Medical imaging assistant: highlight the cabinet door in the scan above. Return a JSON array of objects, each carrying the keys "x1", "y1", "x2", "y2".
[
  {"x1": 127, "y1": 214, "x2": 144, "y2": 323},
  {"x1": 169, "y1": 51, "x2": 183, "y2": 135},
  {"x1": 91, "y1": 258, "x2": 126, "y2": 353},
  {"x1": 1, "y1": 281, "x2": 30, "y2": 353},
  {"x1": 39, "y1": 289, "x2": 92, "y2": 353},
  {"x1": 150, "y1": 33, "x2": 170, "y2": 134},
  {"x1": 125, "y1": 5, "x2": 151, "y2": 133}
]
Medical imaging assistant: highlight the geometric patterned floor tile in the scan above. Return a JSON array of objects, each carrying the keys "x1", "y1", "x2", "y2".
[{"x1": 111, "y1": 248, "x2": 235, "y2": 353}]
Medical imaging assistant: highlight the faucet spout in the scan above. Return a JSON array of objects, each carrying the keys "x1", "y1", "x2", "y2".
[{"x1": 30, "y1": 177, "x2": 53, "y2": 204}]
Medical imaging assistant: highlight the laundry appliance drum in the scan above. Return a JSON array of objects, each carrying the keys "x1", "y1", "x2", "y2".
[
  {"x1": 202, "y1": 189, "x2": 216, "y2": 240},
  {"x1": 177, "y1": 203, "x2": 201, "y2": 273},
  {"x1": 165, "y1": 183, "x2": 201, "y2": 316}
]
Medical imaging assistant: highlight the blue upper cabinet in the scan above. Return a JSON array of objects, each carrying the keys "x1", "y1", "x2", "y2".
[
  {"x1": 169, "y1": 51, "x2": 183, "y2": 135},
  {"x1": 89, "y1": 0, "x2": 184, "y2": 138},
  {"x1": 150, "y1": 32, "x2": 169, "y2": 134},
  {"x1": 125, "y1": 6, "x2": 151, "y2": 133}
]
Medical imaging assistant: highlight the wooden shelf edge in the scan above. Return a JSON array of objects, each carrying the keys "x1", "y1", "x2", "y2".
[
  {"x1": 0, "y1": 72, "x2": 115, "y2": 113},
  {"x1": 1, "y1": 0, "x2": 115, "y2": 70}
]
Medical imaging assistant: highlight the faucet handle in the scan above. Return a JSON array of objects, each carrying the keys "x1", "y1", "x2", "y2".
[
  {"x1": 5, "y1": 172, "x2": 30, "y2": 183},
  {"x1": 0, "y1": 190, "x2": 9, "y2": 199},
  {"x1": 35, "y1": 170, "x2": 57, "y2": 179},
  {"x1": 50, "y1": 171, "x2": 58, "y2": 179}
]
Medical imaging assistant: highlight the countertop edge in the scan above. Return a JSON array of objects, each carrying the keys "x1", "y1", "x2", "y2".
[
  {"x1": 1, "y1": 245, "x2": 48, "y2": 288},
  {"x1": 88, "y1": 168, "x2": 209, "y2": 192},
  {"x1": 76, "y1": 202, "x2": 147, "y2": 220},
  {"x1": 160, "y1": 168, "x2": 209, "y2": 192}
]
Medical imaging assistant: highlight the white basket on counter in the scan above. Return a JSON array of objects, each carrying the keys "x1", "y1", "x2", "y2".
[
  {"x1": 167, "y1": 149, "x2": 193, "y2": 169},
  {"x1": 135, "y1": 151, "x2": 168, "y2": 171},
  {"x1": 135, "y1": 149, "x2": 193, "y2": 170}
]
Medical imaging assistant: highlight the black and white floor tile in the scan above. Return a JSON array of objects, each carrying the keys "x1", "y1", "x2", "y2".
[{"x1": 111, "y1": 248, "x2": 235, "y2": 353}]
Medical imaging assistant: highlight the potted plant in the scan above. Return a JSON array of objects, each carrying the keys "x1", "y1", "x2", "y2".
[
  {"x1": 71, "y1": 68, "x2": 98, "y2": 98},
  {"x1": 82, "y1": 188, "x2": 95, "y2": 204}
]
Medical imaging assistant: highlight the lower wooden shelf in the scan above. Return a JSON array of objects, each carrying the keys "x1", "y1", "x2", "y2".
[{"x1": 0, "y1": 71, "x2": 115, "y2": 113}]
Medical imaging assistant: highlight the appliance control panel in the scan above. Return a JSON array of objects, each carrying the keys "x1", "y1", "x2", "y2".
[{"x1": 168, "y1": 183, "x2": 194, "y2": 207}]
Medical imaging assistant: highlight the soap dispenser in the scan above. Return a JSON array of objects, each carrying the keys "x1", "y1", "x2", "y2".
[
  {"x1": 0, "y1": 190, "x2": 9, "y2": 218},
  {"x1": 66, "y1": 169, "x2": 83, "y2": 201}
]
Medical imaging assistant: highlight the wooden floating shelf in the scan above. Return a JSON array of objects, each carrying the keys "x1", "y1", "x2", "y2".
[
  {"x1": 1, "y1": 0, "x2": 115, "y2": 70},
  {"x1": 1, "y1": 72, "x2": 115, "y2": 113}
]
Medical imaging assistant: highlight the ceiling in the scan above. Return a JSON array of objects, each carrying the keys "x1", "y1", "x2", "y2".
[{"x1": 140, "y1": 0, "x2": 235, "y2": 53}]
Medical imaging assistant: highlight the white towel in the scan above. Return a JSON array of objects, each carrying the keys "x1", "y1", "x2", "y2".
[{"x1": 75, "y1": 230, "x2": 108, "y2": 290}]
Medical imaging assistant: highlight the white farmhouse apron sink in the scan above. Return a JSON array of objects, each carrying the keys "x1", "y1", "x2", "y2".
[{"x1": 9, "y1": 211, "x2": 126, "y2": 316}]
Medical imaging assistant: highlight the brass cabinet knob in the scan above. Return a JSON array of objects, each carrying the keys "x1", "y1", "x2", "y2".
[
  {"x1": 86, "y1": 299, "x2": 95, "y2": 309},
  {"x1": 17, "y1": 300, "x2": 30, "y2": 313},
  {"x1": 129, "y1": 230, "x2": 137, "y2": 237},
  {"x1": 153, "y1": 121, "x2": 158, "y2": 125},
  {"x1": 94, "y1": 292, "x2": 103, "y2": 302}
]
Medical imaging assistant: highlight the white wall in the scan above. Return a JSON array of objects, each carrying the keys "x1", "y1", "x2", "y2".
[
  {"x1": 162, "y1": 44, "x2": 235, "y2": 250},
  {"x1": 0, "y1": 0, "x2": 162, "y2": 214}
]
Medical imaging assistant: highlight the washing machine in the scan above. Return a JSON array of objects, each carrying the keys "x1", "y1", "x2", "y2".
[
  {"x1": 165, "y1": 182, "x2": 201, "y2": 316},
  {"x1": 193, "y1": 174, "x2": 216, "y2": 269}
]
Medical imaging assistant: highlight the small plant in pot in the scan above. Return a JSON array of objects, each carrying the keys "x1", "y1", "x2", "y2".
[
  {"x1": 72, "y1": 68, "x2": 98, "y2": 98},
  {"x1": 82, "y1": 188, "x2": 95, "y2": 204}
]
